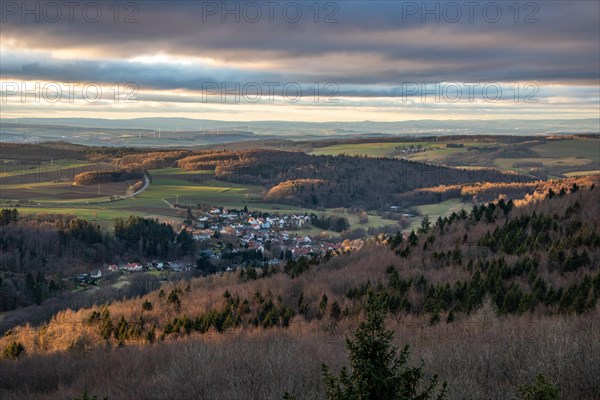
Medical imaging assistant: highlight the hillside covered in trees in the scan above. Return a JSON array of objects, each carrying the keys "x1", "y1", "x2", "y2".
[
  {"x1": 1, "y1": 177, "x2": 598, "y2": 399},
  {"x1": 0, "y1": 213, "x2": 194, "y2": 316},
  {"x1": 116, "y1": 149, "x2": 530, "y2": 208}
]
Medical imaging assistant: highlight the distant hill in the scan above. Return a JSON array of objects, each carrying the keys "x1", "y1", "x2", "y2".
[
  {"x1": 114, "y1": 148, "x2": 532, "y2": 208},
  {"x1": 2, "y1": 117, "x2": 599, "y2": 139}
]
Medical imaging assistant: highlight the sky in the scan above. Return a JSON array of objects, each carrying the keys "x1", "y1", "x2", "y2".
[{"x1": 1, "y1": 0, "x2": 599, "y2": 122}]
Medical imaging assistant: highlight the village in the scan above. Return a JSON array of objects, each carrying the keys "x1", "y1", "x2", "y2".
[
  {"x1": 190, "y1": 207, "x2": 348, "y2": 257},
  {"x1": 73, "y1": 207, "x2": 364, "y2": 285}
]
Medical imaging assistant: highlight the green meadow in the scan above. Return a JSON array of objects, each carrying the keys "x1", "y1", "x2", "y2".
[
  {"x1": 310, "y1": 140, "x2": 498, "y2": 164},
  {"x1": 310, "y1": 141, "x2": 442, "y2": 157},
  {"x1": 311, "y1": 138, "x2": 600, "y2": 176},
  {"x1": 533, "y1": 139, "x2": 600, "y2": 162},
  {"x1": 4, "y1": 166, "x2": 402, "y2": 231}
]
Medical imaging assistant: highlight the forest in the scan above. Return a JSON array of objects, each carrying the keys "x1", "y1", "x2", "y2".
[
  {"x1": 175, "y1": 149, "x2": 527, "y2": 208},
  {"x1": 1, "y1": 177, "x2": 598, "y2": 399},
  {"x1": 0, "y1": 212, "x2": 194, "y2": 315}
]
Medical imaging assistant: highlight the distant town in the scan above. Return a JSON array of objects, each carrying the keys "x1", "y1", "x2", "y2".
[{"x1": 73, "y1": 207, "x2": 365, "y2": 285}]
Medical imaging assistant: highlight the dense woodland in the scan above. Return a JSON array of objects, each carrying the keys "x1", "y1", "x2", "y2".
[
  {"x1": 125, "y1": 149, "x2": 527, "y2": 208},
  {"x1": 1, "y1": 177, "x2": 598, "y2": 399},
  {"x1": 0, "y1": 213, "x2": 194, "y2": 314}
]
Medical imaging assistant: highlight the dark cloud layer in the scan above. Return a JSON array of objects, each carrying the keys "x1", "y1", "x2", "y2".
[{"x1": 1, "y1": 1, "x2": 598, "y2": 100}]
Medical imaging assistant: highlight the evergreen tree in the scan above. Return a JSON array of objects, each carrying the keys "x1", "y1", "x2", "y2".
[
  {"x1": 321, "y1": 290, "x2": 447, "y2": 400},
  {"x1": 114, "y1": 316, "x2": 129, "y2": 346},
  {"x1": 318, "y1": 294, "x2": 329, "y2": 319},
  {"x1": 418, "y1": 215, "x2": 431, "y2": 234},
  {"x1": 3, "y1": 341, "x2": 25, "y2": 360},
  {"x1": 518, "y1": 374, "x2": 559, "y2": 400},
  {"x1": 331, "y1": 301, "x2": 342, "y2": 321},
  {"x1": 142, "y1": 300, "x2": 153, "y2": 311},
  {"x1": 408, "y1": 230, "x2": 419, "y2": 246},
  {"x1": 99, "y1": 307, "x2": 114, "y2": 342}
]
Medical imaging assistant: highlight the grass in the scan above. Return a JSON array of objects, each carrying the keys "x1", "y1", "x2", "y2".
[
  {"x1": 311, "y1": 142, "x2": 405, "y2": 157},
  {"x1": 406, "y1": 147, "x2": 468, "y2": 162},
  {"x1": 533, "y1": 139, "x2": 600, "y2": 163},
  {"x1": 311, "y1": 138, "x2": 600, "y2": 179},
  {"x1": 10, "y1": 205, "x2": 148, "y2": 224},
  {"x1": 141, "y1": 169, "x2": 265, "y2": 208},
  {"x1": 416, "y1": 198, "x2": 468, "y2": 218},
  {"x1": 112, "y1": 279, "x2": 130, "y2": 289},
  {"x1": 564, "y1": 170, "x2": 600, "y2": 177},
  {"x1": 494, "y1": 157, "x2": 593, "y2": 169},
  {"x1": 310, "y1": 140, "x2": 498, "y2": 164},
  {"x1": 310, "y1": 141, "x2": 445, "y2": 157},
  {"x1": 0, "y1": 160, "x2": 92, "y2": 178},
  {"x1": 405, "y1": 199, "x2": 470, "y2": 232},
  {"x1": 5, "y1": 167, "x2": 357, "y2": 228}
]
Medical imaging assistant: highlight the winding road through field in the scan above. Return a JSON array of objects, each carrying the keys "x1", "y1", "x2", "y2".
[
  {"x1": 83, "y1": 171, "x2": 151, "y2": 205},
  {"x1": 125, "y1": 172, "x2": 151, "y2": 199}
]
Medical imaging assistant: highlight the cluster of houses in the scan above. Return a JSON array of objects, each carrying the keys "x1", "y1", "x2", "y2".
[
  {"x1": 195, "y1": 209, "x2": 311, "y2": 237},
  {"x1": 73, "y1": 260, "x2": 195, "y2": 286},
  {"x1": 107, "y1": 262, "x2": 143, "y2": 273},
  {"x1": 190, "y1": 209, "x2": 342, "y2": 260},
  {"x1": 72, "y1": 208, "x2": 361, "y2": 285},
  {"x1": 106, "y1": 261, "x2": 193, "y2": 273}
]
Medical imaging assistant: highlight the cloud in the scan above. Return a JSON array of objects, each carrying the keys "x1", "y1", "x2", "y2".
[{"x1": 1, "y1": 1, "x2": 598, "y2": 119}]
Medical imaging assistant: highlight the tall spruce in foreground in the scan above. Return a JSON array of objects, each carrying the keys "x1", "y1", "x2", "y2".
[
  {"x1": 518, "y1": 374, "x2": 559, "y2": 400},
  {"x1": 320, "y1": 290, "x2": 447, "y2": 400}
]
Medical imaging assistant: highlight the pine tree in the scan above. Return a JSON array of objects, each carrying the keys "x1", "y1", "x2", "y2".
[
  {"x1": 142, "y1": 300, "x2": 153, "y2": 311},
  {"x1": 331, "y1": 301, "x2": 342, "y2": 321},
  {"x1": 518, "y1": 373, "x2": 559, "y2": 400},
  {"x1": 418, "y1": 215, "x2": 431, "y2": 234},
  {"x1": 321, "y1": 290, "x2": 447, "y2": 400},
  {"x1": 99, "y1": 307, "x2": 113, "y2": 342},
  {"x1": 408, "y1": 230, "x2": 419, "y2": 246},
  {"x1": 114, "y1": 316, "x2": 129, "y2": 346},
  {"x1": 3, "y1": 341, "x2": 25, "y2": 360},
  {"x1": 318, "y1": 294, "x2": 329, "y2": 319}
]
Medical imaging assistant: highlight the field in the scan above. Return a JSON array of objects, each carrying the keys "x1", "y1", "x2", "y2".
[
  {"x1": 564, "y1": 169, "x2": 600, "y2": 177},
  {"x1": 402, "y1": 198, "x2": 469, "y2": 232},
  {"x1": 310, "y1": 140, "x2": 491, "y2": 158},
  {"x1": 533, "y1": 139, "x2": 600, "y2": 162},
  {"x1": 415, "y1": 198, "x2": 468, "y2": 218},
  {"x1": 0, "y1": 166, "x2": 264, "y2": 224},
  {"x1": 0, "y1": 161, "x2": 132, "y2": 203},
  {"x1": 3, "y1": 137, "x2": 597, "y2": 232},
  {"x1": 1, "y1": 164, "x2": 403, "y2": 231},
  {"x1": 311, "y1": 137, "x2": 600, "y2": 176},
  {"x1": 309, "y1": 140, "x2": 471, "y2": 159}
]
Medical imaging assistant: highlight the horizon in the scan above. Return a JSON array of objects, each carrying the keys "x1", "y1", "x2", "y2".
[{"x1": 1, "y1": 1, "x2": 599, "y2": 121}]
